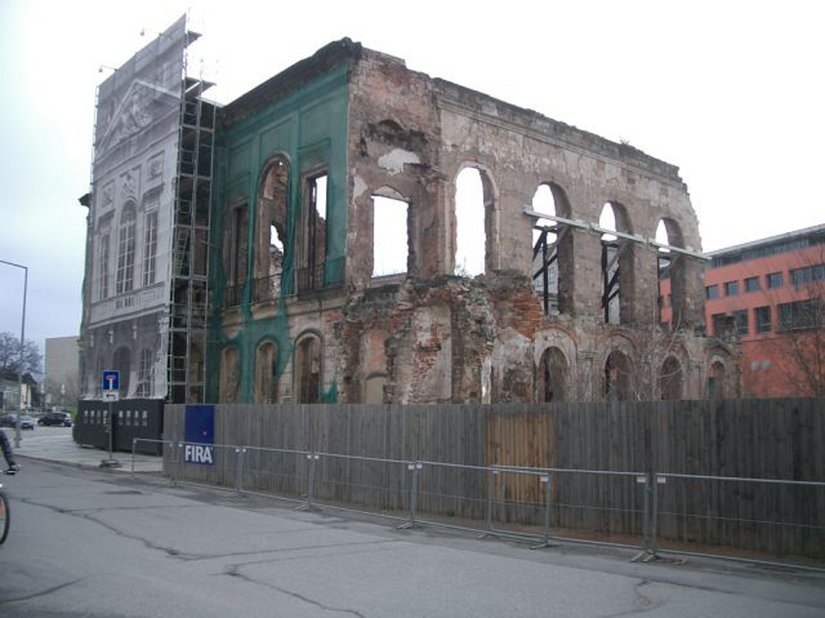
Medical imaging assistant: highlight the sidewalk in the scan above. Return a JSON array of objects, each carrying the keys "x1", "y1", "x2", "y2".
[{"x1": 4, "y1": 426, "x2": 163, "y2": 473}]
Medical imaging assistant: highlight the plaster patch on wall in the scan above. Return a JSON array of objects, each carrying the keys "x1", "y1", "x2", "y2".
[
  {"x1": 378, "y1": 149, "x2": 420, "y2": 175},
  {"x1": 353, "y1": 174, "x2": 368, "y2": 200}
]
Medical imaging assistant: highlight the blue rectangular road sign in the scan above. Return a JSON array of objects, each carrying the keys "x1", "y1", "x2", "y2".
[{"x1": 102, "y1": 370, "x2": 120, "y2": 392}]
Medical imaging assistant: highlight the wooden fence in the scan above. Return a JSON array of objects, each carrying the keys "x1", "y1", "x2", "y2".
[{"x1": 162, "y1": 398, "x2": 825, "y2": 559}]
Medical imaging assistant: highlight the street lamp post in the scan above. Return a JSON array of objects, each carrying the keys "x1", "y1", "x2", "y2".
[{"x1": 0, "y1": 259, "x2": 28, "y2": 448}]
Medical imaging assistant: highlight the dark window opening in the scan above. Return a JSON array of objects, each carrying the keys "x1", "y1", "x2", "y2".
[
  {"x1": 295, "y1": 334, "x2": 322, "y2": 403},
  {"x1": 767, "y1": 271, "x2": 784, "y2": 289},
  {"x1": 659, "y1": 356, "x2": 683, "y2": 400},
  {"x1": 255, "y1": 342, "x2": 279, "y2": 403},
  {"x1": 755, "y1": 306, "x2": 772, "y2": 333},
  {"x1": 538, "y1": 347, "x2": 568, "y2": 402},
  {"x1": 299, "y1": 173, "x2": 328, "y2": 292},
  {"x1": 706, "y1": 285, "x2": 719, "y2": 300},
  {"x1": 779, "y1": 299, "x2": 821, "y2": 331},
  {"x1": 604, "y1": 350, "x2": 632, "y2": 402},
  {"x1": 724, "y1": 280, "x2": 739, "y2": 296},
  {"x1": 745, "y1": 276, "x2": 760, "y2": 292},
  {"x1": 734, "y1": 309, "x2": 749, "y2": 335}
]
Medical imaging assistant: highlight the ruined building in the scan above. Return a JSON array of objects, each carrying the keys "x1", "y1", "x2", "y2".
[
  {"x1": 211, "y1": 39, "x2": 735, "y2": 404},
  {"x1": 79, "y1": 23, "x2": 737, "y2": 405}
]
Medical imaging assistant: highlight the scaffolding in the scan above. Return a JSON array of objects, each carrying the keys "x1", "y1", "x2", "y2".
[{"x1": 168, "y1": 47, "x2": 216, "y2": 404}]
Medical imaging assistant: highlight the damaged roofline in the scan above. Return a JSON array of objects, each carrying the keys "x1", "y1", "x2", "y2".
[{"x1": 221, "y1": 37, "x2": 363, "y2": 125}]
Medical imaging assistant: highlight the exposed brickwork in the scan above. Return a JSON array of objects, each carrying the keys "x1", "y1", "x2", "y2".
[{"x1": 218, "y1": 39, "x2": 738, "y2": 404}]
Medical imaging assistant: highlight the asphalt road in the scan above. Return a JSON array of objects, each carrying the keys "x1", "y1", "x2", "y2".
[{"x1": 0, "y1": 460, "x2": 823, "y2": 617}]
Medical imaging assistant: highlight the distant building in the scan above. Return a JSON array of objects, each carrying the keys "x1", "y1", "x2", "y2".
[
  {"x1": 44, "y1": 336, "x2": 80, "y2": 408},
  {"x1": 663, "y1": 224, "x2": 825, "y2": 397}
]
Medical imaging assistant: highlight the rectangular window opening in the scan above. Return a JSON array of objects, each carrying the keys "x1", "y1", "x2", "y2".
[{"x1": 372, "y1": 195, "x2": 409, "y2": 278}]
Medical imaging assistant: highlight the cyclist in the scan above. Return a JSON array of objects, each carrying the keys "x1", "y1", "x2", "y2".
[{"x1": 0, "y1": 429, "x2": 20, "y2": 474}]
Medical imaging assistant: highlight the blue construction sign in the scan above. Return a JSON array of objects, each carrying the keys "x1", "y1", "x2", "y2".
[{"x1": 184, "y1": 404, "x2": 215, "y2": 465}]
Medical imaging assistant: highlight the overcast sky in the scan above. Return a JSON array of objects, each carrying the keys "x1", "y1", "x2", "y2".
[{"x1": 0, "y1": 0, "x2": 822, "y2": 355}]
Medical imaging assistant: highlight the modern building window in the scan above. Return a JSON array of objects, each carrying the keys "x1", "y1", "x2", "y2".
[
  {"x1": 706, "y1": 284, "x2": 719, "y2": 300},
  {"x1": 724, "y1": 280, "x2": 739, "y2": 296},
  {"x1": 744, "y1": 276, "x2": 760, "y2": 292},
  {"x1": 790, "y1": 263, "x2": 825, "y2": 288},
  {"x1": 711, "y1": 313, "x2": 730, "y2": 337},
  {"x1": 142, "y1": 210, "x2": 158, "y2": 287},
  {"x1": 733, "y1": 309, "x2": 748, "y2": 335},
  {"x1": 779, "y1": 299, "x2": 820, "y2": 331},
  {"x1": 755, "y1": 306, "x2": 771, "y2": 333},
  {"x1": 766, "y1": 271, "x2": 784, "y2": 289}
]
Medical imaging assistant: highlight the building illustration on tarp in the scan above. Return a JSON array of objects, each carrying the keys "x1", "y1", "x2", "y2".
[{"x1": 80, "y1": 15, "x2": 215, "y2": 403}]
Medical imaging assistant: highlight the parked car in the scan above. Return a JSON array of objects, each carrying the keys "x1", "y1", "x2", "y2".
[
  {"x1": 38, "y1": 411, "x2": 73, "y2": 427},
  {"x1": 0, "y1": 414, "x2": 36, "y2": 430}
]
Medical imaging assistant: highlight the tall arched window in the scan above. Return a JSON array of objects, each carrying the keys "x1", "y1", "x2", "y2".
[
  {"x1": 655, "y1": 218, "x2": 686, "y2": 329},
  {"x1": 455, "y1": 167, "x2": 495, "y2": 277},
  {"x1": 255, "y1": 341, "x2": 279, "y2": 403},
  {"x1": 537, "y1": 347, "x2": 569, "y2": 402},
  {"x1": 294, "y1": 333, "x2": 322, "y2": 403},
  {"x1": 255, "y1": 157, "x2": 289, "y2": 301},
  {"x1": 659, "y1": 355, "x2": 683, "y2": 400},
  {"x1": 531, "y1": 183, "x2": 573, "y2": 315},
  {"x1": 116, "y1": 202, "x2": 137, "y2": 294},
  {"x1": 707, "y1": 360, "x2": 727, "y2": 399},
  {"x1": 599, "y1": 202, "x2": 634, "y2": 325},
  {"x1": 605, "y1": 350, "x2": 632, "y2": 402},
  {"x1": 220, "y1": 346, "x2": 240, "y2": 403}
]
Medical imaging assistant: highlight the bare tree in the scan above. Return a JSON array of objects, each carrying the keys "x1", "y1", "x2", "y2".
[
  {"x1": 0, "y1": 331, "x2": 43, "y2": 380},
  {"x1": 768, "y1": 248, "x2": 825, "y2": 397}
]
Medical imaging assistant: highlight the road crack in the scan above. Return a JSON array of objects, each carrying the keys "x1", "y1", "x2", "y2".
[{"x1": 224, "y1": 565, "x2": 366, "y2": 617}]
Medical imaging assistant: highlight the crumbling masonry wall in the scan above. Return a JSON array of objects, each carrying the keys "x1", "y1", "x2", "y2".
[{"x1": 211, "y1": 40, "x2": 738, "y2": 404}]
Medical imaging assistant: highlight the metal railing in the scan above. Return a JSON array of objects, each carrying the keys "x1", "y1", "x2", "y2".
[{"x1": 134, "y1": 439, "x2": 825, "y2": 569}]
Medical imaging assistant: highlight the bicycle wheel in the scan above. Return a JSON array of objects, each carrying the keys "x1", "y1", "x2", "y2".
[{"x1": 0, "y1": 490, "x2": 9, "y2": 545}]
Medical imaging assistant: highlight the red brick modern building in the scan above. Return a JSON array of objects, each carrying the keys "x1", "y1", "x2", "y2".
[{"x1": 662, "y1": 224, "x2": 825, "y2": 398}]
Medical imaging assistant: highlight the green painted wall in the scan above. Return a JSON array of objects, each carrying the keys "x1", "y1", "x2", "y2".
[{"x1": 207, "y1": 63, "x2": 350, "y2": 402}]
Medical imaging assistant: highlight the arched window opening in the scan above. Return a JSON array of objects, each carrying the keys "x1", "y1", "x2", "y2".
[
  {"x1": 364, "y1": 374, "x2": 388, "y2": 404},
  {"x1": 112, "y1": 346, "x2": 131, "y2": 397},
  {"x1": 531, "y1": 185, "x2": 560, "y2": 314},
  {"x1": 707, "y1": 360, "x2": 727, "y2": 399},
  {"x1": 659, "y1": 355, "x2": 683, "y2": 400},
  {"x1": 455, "y1": 167, "x2": 490, "y2": 277},
  {"x1": 255, "y1": 158, "x2": 289, "y2": 301},
  {"x1": 116, "y1": 203, "x2": 137, "y2": 294},
  {"x1": 537, "y1": 347, "x2": 568, "y2": 402},
  {"x1": 372, "y1": 190, "x2": 409, "y2": 278},
  {"x1": 255, "y1": 341, "x2": 279, "y2": 403},
  {"x1": 599, "y1": 202, "x2": 633, "y2": 325},
  {"x1": 605, "y1": 350, "x2": 632, "y2": 402},
  {"x1": 220, "y1": 346, "x2": 240, "y2": 403},
  {"x1": 295, "y1": 333, "x2": 322, "y2": 403},
  {"x1": 655, "y1": 218, "x2": 686, "y2": 329}
]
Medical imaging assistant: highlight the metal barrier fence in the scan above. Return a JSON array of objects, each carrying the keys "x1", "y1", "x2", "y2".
[{"x1": 136, "y1": 439, "x2": 825, "y2": 568}]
